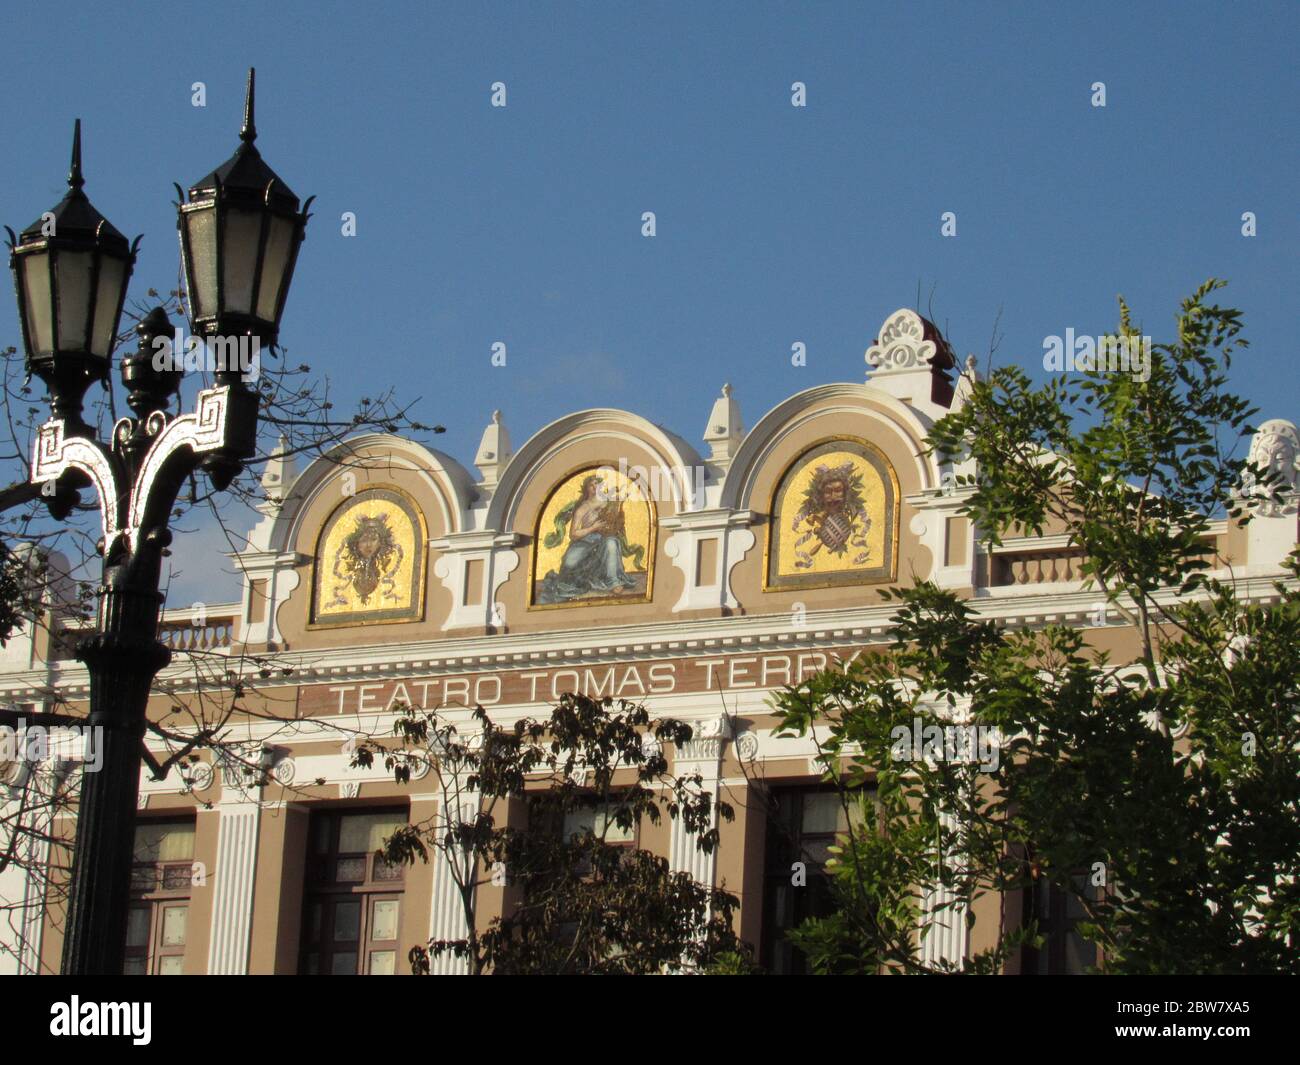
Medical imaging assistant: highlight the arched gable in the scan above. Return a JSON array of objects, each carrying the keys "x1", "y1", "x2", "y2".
[
  {"x1": 718, "y1": 383, "x2": 946, "y2": 614},
  {"x1": 486, "y1": 409, "x2": 704, "y2": 530},
  {"x1": 281, "y1": 433, "x2": 474, "y2": 553},
  {"x1": 259, "y1": 434, "x2": 475, "y2": 649},
  {"x1": 485, "y1": 409, "x2": 705, "y2": 633},
  {"x1": 720, "y1": 383, "x2": 937, "y2": 512}
]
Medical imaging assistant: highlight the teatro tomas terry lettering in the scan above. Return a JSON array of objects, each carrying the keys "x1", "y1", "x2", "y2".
[{"x1": 319, "y1": 649, "x2": 859, "y2": 713}]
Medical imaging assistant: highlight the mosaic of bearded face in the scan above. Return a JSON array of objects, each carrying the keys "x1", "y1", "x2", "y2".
[
  {"x1": 312, "y1": 488, "x2": 425, "y2": 626},
  {"x1": 766, "y1": 439, "x2": 898, "y2": 590}
]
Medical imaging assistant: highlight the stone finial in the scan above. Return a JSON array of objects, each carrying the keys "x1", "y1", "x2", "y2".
[
  {"x1": 953, "y1": 353, "x2": 981, "y2": 409},
  {"x1": 475, "y1": 410, "x2": 513, "y2": 487},
  {"x1": 867, "y1": 310, "x2": 939, "y2": 372},
  {"x1": 259, "y1": 435, "x2": 297, "y2": 513},
  {"x1": 703, "y1": 383, "x2": 743, "y2": 466},
  {"x1": 865, "y1": 309, "x2": 958, "y2": 409},
  {"x1": 1244, "y1": 418, "x2": 1300, "y2": 517}
]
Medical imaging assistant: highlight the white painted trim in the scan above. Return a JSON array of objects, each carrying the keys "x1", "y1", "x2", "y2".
[
  {"x1": 661, "y1": 510, "x2": 757, "y2": 613},
  {"x1": 206, "y1": 803, "x2": 261, "y2": 975}
]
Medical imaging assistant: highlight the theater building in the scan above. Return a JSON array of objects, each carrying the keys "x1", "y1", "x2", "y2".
[{"x1": 1, "y1": 307, "x2": 1296, "y2": 975}]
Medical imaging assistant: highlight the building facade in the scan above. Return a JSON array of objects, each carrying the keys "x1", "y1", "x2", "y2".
[{"x1": 2, "y1": 307, "x2": 1296, "y2": 975}]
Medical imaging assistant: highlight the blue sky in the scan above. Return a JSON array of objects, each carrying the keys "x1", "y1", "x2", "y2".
[{"x1": 2, "y1": 1, "x2": 1296, "y2": 603}]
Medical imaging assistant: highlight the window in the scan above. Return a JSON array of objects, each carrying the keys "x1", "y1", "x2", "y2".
[
  {"x1": 555, "y1": 797, "x2": 639, "y2": 881},
  {"x1": 760, "y1": 787, "x2": 870, "y2": 975},
  {"x1": 525, "y1": 797, "x2": 640, "y2": 966},
  {"x1": 299, "y1": 809, "x2": 407, "y2": 975},
  {"x1": 1020, "y1": 873, "x2": 1100, "y2": 974},
  {"x1": 125, "y1": 819, "x2": 195, "y2": 975},
  {"x1": 562, "y1": 802, "x2": 637, "y2": 846}
]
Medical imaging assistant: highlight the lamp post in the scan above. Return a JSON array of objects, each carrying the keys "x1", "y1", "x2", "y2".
[{"x1": 6, "y1": 69, "x2": 311, "y2": 975}]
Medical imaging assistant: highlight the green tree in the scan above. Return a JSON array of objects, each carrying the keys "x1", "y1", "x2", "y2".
[
  {"x1": 355, "y1": 694, "x2": 743, "y2": 974},
  {"x1": 0, "y1": 541, "x2": 34, "y2": 646},
  {"x1": 773, "y1": 281, "x2": 1300, "y2": 974}
]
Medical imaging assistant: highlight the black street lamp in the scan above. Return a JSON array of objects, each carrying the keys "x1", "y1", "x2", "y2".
[
  {"x1": 177, "y1": 68, "x2": 313, "y2": 370},
  {"x1": 6, "y1": 70, "x2": 311, "y2": 975},
  {"x1": 8, "y1": 119, "x2": 138, "y2": 430}
]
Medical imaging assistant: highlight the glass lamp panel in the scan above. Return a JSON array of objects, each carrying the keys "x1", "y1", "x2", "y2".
[
  {"x1": 220, "y1": 207, "x2": 263, "y2": 316},
  {"x1": 255, "y1": 214, "x2": 295, "y2": 323},
  {"x1": 158, "y1": 955, "x2": 184, "y2": 975},
  {"x1": 54, "y1": 250, "x2": 94, "y2": 351},
  {"x1": 90, "y1": 254, "x2": 127, "y2": 358},
  {"x1": 19, "y1": 250, "x2": 54, "y2": 353},
  {"x1": 183, "y1": 208, "x2": 218, "y2": 319},
  {"x1": 369, "y1": 951, "x2": 396, "y2": 975}
]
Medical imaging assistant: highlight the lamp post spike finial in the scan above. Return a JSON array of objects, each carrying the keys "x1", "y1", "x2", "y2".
[
  {"x1": 69, "y1": 118, "x2": 84, "y2": 191},
  {"x1": 241, "y1": 67, "x2": 257, "y2": 144}
]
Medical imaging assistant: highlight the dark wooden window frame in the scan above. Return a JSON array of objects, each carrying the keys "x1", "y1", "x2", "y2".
[
  {"x1": 299, "y1": 807, "x2": 408, "y2": 976},
  {"x1": 760, "y1": 783, "x2": 874, "y2": 975},
  {"x1": 1019, "y1": 869, "x2": 1102, "y2": 975},
  {"x1": 126, "y1": 817, "x2": 196, "y2": 976}
]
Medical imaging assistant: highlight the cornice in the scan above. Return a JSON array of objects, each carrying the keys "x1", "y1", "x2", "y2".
[
  {"x1": 659, "y1": 508, "x2": 757, "y2": 530},
  {"x1": 430, "y1": 529, "x2": 521, "y2": 551},
  {"x1": 5, "y1": 571, "x2": 1293, "y2": 701}
]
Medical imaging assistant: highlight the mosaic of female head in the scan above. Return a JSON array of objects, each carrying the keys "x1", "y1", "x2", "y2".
[
  {"x1": 332, "y1": 513, "x2": 401, "y2": 606},
  {"x1": 312, "y1": 488, "x2": 425, "y2": 626}
]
